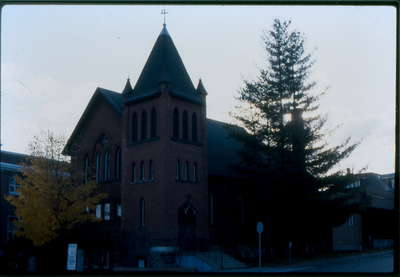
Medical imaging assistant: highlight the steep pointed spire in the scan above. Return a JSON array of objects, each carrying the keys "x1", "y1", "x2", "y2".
[
  {"x1": 196, "y1": 78, "x2": 208, "y2": 95},
  {"x1": 160, "y1": 23, "x2": 169, "y2": 36},
  {"x1": 122, "y1": 78, "x2": 133, "y2": 94},
  {"x1": 127, "y1": 25, "x2": 202, "y2": 105}
]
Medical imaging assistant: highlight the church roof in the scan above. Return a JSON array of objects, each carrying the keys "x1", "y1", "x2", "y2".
[
  {"x1": 126, "y1": 25, "x2": 203, "y2": 105},
  {"x1": 98, "y1": 88, "x2": 124, "y2": 114},
  {"x1": 207, "y1": 119, "x2": 245, "y2": 178},
  {"x1": 63, "y1": 87, "x2": 123, "y2": 154}
]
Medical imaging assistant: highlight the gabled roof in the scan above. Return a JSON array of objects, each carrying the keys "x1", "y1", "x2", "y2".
[
  {"x1": 99, "y1": 88, "x2": 124, "y2": 113},
  {"x1": 207, "y1": 119, "x2": 245, "y2": 178},
  {"x1": 63, "y1": 87, "x2": 123, "y2": 155},
  {"x1": 126, "y1": 25, "x2": 203, "y2": 105},
  {"x1": 0, "y1": 150, "x2": 29, "y2": 165}
]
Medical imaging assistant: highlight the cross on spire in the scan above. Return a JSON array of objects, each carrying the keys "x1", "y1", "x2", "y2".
[{"x1": 161, "y1": 9, "x2": 168, "y2": 27}]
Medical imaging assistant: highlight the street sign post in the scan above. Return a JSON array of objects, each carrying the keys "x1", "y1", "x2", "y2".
[{"x1": 256, "y1": 222, "x2": 264, "y2": 268}]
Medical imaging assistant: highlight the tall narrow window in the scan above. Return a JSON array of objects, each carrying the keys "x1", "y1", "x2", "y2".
[
  {"x1": 140, "y1": 161, "x2": 145, "y2": 181},
  {"x1": 186, "y1": 161, "x2": 190, "y2": 181},
  {"x1": 104, "y1": 203, "x2": 111, "y2": 221},
  {"x1": 193, "y1": 163, "x2": 198, "y2": 182},
  {"x1": 96, "y1": 204, "x2": 102, "y2": 219},
  {"x1": 84, "y1": 155, "x2": 90, "y2": 183},
  {"x1": 192, "y1": 113, "x2": 198, "y2": 142},
  {"x1": 149, "y1": 160, "x2": 153, "y2": 180},
  {"x1": 151, "y1": 108, "x2": 157, "y2": 138},
  {"x1": 132, "y1": 112, "x2": 138, "y2": 142},
  {"x1": 8, "y1": 176, "x2": 19, "y2": 195},
  {"x1": 182, "y1": 111, "x2": 188, "y2": 140},
  {"x1": 141, "y1": 111, "x2": 148, "y2": 140},
  {"x1": 115, "y1": 147, "x2": 121, "y2": 180},
  {"x1": 104, "y1": 152, "x2": 110, "y2": 181},
  {"x1": 7, "y1": 216, "x2": 17, "y2": 240},
  {"x1": 117, "y1": 203, "x2": 122, "y2": 217},
  {"x1": 176, "y1": 160, "x2": 181, "y2": 180},
  {"x1": 139, "y1": 198, "x2": 145, "y2": 226},
  {"x1": 131, "y1": 162, "x2": 136, "y2": 183},
  {"x1": 96, "y1": 153, "x2": 101, "y2": 183},
  {"x1": 182, "y1": 161, "x2": 188, "y2": 181},
  {"x1": 173, "y1": 108, "x2": 179, "y2": 138}
]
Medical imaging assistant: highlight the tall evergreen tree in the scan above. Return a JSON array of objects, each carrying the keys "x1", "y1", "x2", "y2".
[
  {"x1": 235, "y1": 19, "x2": 357, "y2": 176},
  {"x1": 232, "y1": 19, "x2": 361, "y2": 253}
]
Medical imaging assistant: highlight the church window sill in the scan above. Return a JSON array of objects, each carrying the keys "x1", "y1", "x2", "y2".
[
  {"x1": 128, "y1": 137, "x2": 160, "y2": 147},
  {"x1": 130, "y1": 178, "x2": 155, "y2": 185},
  {"x1": 170, "y1": 137, "x2": 202, "y2": 146},
  {"x1": 175, "y1": 179, "x2": 199, "y2": 184}
]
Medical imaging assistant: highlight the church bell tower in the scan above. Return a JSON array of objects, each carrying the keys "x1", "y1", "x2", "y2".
[{"x1": 120, "y1": 24, "x2": 209, "y2": 263}]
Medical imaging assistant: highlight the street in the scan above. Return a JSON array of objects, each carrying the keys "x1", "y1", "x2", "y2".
[{"x1": 223, "y1": 250, "x2": 394, "y2": 273}]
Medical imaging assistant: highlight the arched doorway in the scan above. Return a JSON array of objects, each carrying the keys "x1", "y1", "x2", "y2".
[{"x1": 177, "y1": 195, "x2": 197, "y2": 251}]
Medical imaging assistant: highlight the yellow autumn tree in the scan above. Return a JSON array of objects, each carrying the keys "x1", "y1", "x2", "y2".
[{"x1": 6, "y1": 131, "x2": 107, "y2": 247}]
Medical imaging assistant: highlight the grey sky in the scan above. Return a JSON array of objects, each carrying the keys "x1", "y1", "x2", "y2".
[{"x1": 1, "y1": 5, "x2": 396, "y2": 174}]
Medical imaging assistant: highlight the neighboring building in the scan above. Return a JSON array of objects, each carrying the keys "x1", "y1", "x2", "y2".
[
  {"x1": 63, "y1": 24, "x2": 245, "y2": 268},
  {"x1": 332, "y1": 173, "x2": 395, "y2": 251},
  {"x1": 0, "y1": 150, "x2": 29, "y2": 249}
]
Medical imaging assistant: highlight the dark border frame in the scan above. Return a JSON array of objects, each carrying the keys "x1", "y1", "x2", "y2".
[{"x1": 0, "y1": 1, "x2": 398, "y2": 275}]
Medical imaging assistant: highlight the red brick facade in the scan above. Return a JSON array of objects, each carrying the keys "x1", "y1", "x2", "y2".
[{"x1": 120, "y1": 86, "x2": 208, "y2": 244}]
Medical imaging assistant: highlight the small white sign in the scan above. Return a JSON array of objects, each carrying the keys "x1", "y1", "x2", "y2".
[
  {"x1": 66, "y1": 243, "x2": 78, "y2": 271},
  {"x1": 256, "y1": 222, "x2": 264, "y2": 233},
  {"x1": 138, "y1": 259, "x2": 145, "y2": 268}
]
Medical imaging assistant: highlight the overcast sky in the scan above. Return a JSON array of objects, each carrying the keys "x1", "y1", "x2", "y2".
[{"x1": 1, "y1": 5, "x2": 396, "y2": 174}]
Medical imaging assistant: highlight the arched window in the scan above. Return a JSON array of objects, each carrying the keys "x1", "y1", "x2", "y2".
[
  {"x1": 131, "y1": 162, "x2": 136, "y2": 183},
  {"x1": 173, "y1": 108, "x2": 179, "y2": 138},
  {"x1": 84, "y1": 155, "x2": 89, "y2": 183},
  {"x1": 104, "y1": 152, "x2": 110, "y2": 181},
  {"x1": 141, "y1": 111, "x2": 148, "y2": 140},
  {"x1": 139, "y1": 198, "x2": 145, "y2": 226},
  {"x1": 182, "y1": 110, "x2": 188, "y2": 140},
  {"x1": 193, "y1": 162, "x2": 198, "y2": 182},
  {"x1": 96, "y1": 153, "x2": 101, "y2": 183},
  {"x1": 186, "y1": 161, "x2": 190, "y2": 181},
  {"x1": 176, "y1": 160, "x2": 181, "y2": 180},
  {"x1": 140, "y1": 161, "x2": 145, "y2": 181},
  {"x1": 182, "y1": 161, "x2": 188, "y2": 181},
  {"x1": 149, "y1": 160, "x2": 153, "y2": 180},
  {"x1": 132, "y1": 112, "x2": 138, "y2": 142},
  {"x1": 151, "y1": 108, "x2": 157, "y2": 138},
  {"x1": 115, "y1": 147, "x2": 121, "y2": 180},
  {"x1": 192, "y1": 113, "x2": 198, "y2": 142}
]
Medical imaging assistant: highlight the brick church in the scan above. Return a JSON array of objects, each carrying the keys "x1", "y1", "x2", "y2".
[{"x1": 63, "y1": 24, "x2": 246, "y2": 268}]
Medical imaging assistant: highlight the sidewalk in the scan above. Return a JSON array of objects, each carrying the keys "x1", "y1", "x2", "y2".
[{"x1": 222, "y1": 249, "x2": 394, "y2": 273}]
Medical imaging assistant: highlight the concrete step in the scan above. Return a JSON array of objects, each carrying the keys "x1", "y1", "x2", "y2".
[{"x1": 195, "y1": 249, "x2": 247, "y2": 270}]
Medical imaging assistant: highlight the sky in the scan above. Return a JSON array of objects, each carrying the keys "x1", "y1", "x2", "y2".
[{"x1": 1, "y1": 5, "x2": 396, "y2": 174}]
